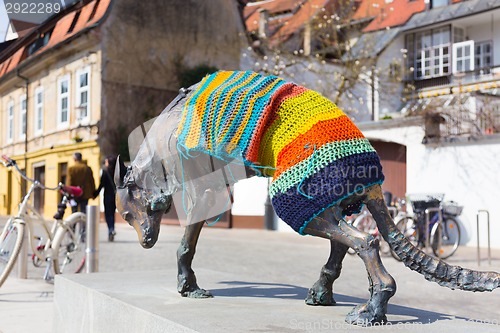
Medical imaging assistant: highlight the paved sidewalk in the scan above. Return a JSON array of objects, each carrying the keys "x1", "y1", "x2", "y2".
[{"x1": 1, "y1": 220, "x2": 500, "y2": 332}]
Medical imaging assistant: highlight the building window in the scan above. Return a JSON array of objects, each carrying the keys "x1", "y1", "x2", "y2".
[
  {"x1": 7, "y1": 101, "x2": 14, "y2": 142},
  {"x1": 57, "y1": 75, "x2": 70, "y2": 128},
  {"x1": 475, "y1": 41, "x2": 492, "y2": 74},
  {"x1": 453, "y1": 27, "x2": 464, "y2": 43},
  {"x1": 27, "y1": 30, "x2": 52, "y2": 56},
  {"x1": 34, "y1": 87, "x2": 44, "y2": 135},
  {"x1": 407, "y1": 26, "x2": 451, "y2": 79},
  {"x1": 76, "y1": 67, "x2": 90, "y2": 123},
  {"x1": 453, "y1": 40, "x2": 474, "y2": 73},
  {"x1": 20, "y1": 95, "x2": 26, "y2": 139}
]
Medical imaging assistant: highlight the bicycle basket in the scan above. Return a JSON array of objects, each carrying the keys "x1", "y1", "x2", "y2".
[
  {"x1": 407, "y1": 193, "x2": 444, "y2": 213},
  {"x1": 442, "y1": 201, "x2": 463, "y2": 216}
]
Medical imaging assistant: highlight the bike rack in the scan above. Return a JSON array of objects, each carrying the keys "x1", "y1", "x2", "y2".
[
  {"x1": 424, "y1": 207, "x2": 443, "y2": 256},
  {"x1": 476, "y1": 210, "x2": 491, "y2": 266}
]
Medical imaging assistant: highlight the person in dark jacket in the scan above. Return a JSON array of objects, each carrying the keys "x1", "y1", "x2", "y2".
[
  {"x1": 94, "y1": 156, "x2": 117, "y2": 241},
  {"x1": 67, "y1": 152, "x2": 96, "y2": 214}
]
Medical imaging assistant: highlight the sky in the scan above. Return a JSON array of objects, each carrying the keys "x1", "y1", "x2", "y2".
[{"x1": 0, "y1": 1, "x2": 8, "y2": 42}]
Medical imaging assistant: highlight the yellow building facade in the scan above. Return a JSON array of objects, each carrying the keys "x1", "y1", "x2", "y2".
[
  {"x1": 0, "y1": 0, "x2": 245, "y2": 220},
  {"x1": 0, "y1": 51, "x2": 103, "y2": 217},
  {"x1": 0, "y1": 1, "x2": 108, "y2": 217}
]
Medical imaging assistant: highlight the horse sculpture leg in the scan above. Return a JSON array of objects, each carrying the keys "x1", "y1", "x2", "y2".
[
  {"x1": 303, "y1": 207, "x2": 396, "y2": 326},
  {"x1": 305, "y1": 240, "x2": 349, "y2": 306},
  {"x1": 177, "y1": 221, "x2": 213, "y2": 298}
]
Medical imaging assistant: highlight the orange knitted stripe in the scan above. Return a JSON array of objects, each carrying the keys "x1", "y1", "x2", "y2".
[{"x1": 274, "y1": 116, "x2": 365, "y2": 178}]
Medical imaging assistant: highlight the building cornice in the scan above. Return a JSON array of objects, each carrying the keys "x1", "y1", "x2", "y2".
[
  {"x1": 357, "y1": 116, "x2": 424, "y2": 131},
  {"x1": 0, "y1": 33, "x2": 100, "y2": 93}
]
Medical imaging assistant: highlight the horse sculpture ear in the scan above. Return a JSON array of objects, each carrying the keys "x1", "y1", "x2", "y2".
[{"x1": 115, "y1": 155, "x2": 127, "y2": 188}]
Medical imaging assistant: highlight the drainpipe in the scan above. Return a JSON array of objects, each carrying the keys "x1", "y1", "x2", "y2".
[
  {"x1": 17, "y1": 70, "x2": 29, "y2": 195},
  {"x1": 258, "y1": 9, "x2": 269, "y2": 39},
  {"x1": 371, "y1": 66, "x2": 376, "y2": 121},
  {"x1": 15, "y1": 71, "x2": 29, "y2": 279},
  {"x1": 303, "y1": 21, "x2": 311, "y2": 57}
]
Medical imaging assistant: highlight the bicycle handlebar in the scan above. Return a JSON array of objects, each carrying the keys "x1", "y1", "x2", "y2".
[
  {"x1": 1, "y1": 155, "x2": 61, "y2": 191},
  {"x1": 1, "y1": 154, "x2": 13, "y2": 167}
]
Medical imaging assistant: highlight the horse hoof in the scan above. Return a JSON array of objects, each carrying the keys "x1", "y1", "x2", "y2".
[
  {"x1": 345, "y1": 304, "x2": 387, "y2": 326},
  {"x1": 181, "y1": 288, "x2": 213, "y2": 299},
  {"x1": 305, "y1": 286, "x2": 336, "y2": 306}
]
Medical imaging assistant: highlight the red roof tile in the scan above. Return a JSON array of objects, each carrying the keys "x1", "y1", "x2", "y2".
[
  {"x1": 245, "y1": 0, "x2": 302, "y2": 32},
  {"x1": 357, "y1": 0, "x2": 468, "y2": 32},
  {"x1": 361, "y1": 0, "x2": 426, "y2": 32},
  {"x1": 6, "y1": 47, "x2": 25, "y2": 73},
  {"x1": 46, "y1": 12, "x2": 77, "y2": 49},
  {"x1": 87, "y1": 0, "x2": 111, "y2": 26},
  {"x1": 352, "y1": 0, "x2": 385, "y2": 20},
  {"x1": 272, "y1": 0, "x2": 328, "y2": 44},
  {"x1": 245, "y1": 0, "x2": 329, "y2": 45}
]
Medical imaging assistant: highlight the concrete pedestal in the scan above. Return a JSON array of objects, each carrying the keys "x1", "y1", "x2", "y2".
[{"x1": 54, "y1": 269, "x2": 499, "y2": 333}]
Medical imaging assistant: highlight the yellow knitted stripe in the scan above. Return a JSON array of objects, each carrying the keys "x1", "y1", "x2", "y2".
[
  {"x1": 225, "y1": 78, "x2": 284, "y2": 153},
  {"x1": 184, "y1": 72, "x2": 234, "y2": 148},
  {"x1": 214, "y1": 72, "x2": 260, "y2": 136},
  {"x1": 258, "y1": 90, "x2": 344, "y2": 168}
]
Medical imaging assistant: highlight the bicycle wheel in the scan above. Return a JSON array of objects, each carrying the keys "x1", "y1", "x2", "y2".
[
  {"x1": 0, "y1": 218, "x2": 26, "y2": 287},
  {"x1": 51, "y1": 214, "x2": 86, "y2": 275},
  {"x1": 431, "y1": 217, "x2": 461, "y2": 259},
  {"x1": 391, "y1": 216, "x2": 418, "y2": 261}
]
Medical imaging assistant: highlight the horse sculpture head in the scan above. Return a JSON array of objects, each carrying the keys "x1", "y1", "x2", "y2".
[{"x1": 114, "y1": 156, "x2": 172, "y2": 248}]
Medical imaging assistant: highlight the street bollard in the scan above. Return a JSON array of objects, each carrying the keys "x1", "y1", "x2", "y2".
[
  {"x1": 86, "y1": 205, "x2": 99, "y2": 273},
  {"x1": 264, "y1": 194, "x2": 276, "y2": 230}
]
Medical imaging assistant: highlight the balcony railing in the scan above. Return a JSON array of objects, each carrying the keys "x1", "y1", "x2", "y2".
[{"x1": 406, "y1": 64, "x2": 500, "y2": 93}]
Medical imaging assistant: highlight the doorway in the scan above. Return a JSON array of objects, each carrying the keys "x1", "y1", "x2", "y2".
[
  {"x1": 33, "y1": 165, "x2": 45, "y2": 215},
  {"x1": 370, "y1": 141, "x2": 407, "y2": 200},
  {"x1": 34, "y1": 165, "x2": 46, "y2": 215}
]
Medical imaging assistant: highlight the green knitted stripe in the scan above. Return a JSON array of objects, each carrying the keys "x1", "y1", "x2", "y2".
[{"x1": 269, "y1": 138, "x2": 376, "y2": 198}]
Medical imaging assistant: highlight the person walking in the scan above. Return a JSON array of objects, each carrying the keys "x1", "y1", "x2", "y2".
[
  {"x1": 94, "y1": 156, "x2": 117, "y2": 241},
  {"x1": 67, "y1": 152, "x2": 96, "y2": 214}
]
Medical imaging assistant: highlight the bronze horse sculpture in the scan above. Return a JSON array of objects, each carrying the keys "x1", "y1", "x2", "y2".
[{"x1": 114, "y1": 71, "x2": 500, "y2": 326}]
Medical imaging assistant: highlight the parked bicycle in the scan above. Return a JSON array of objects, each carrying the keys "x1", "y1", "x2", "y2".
[
  {"x1": 392, "y1": 193, "x2": 462, "y2": 260},
  {"x1": 0, "y1": 155, "x2": 86, "y2": 287}
]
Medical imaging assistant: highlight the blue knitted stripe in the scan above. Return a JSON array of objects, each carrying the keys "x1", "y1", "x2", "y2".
[
  {"x1": 204, "y1": 71, "x2": 242, "y2": 149},
  {"x1": 271, "y1": 152, "x2": 384, "y2": 232},
  {"x1": 213, "y1": 73, "x2": 264, "y2": 144},
  {"x1": 238, "y1": 77, "x2": 286, "y2": 153},
  {"x1": 178, "y1": 73, "x2": 218, "y2": 145},
  {"x1": 219, "y1": 75, "x2": 285, "y2": 153},
  {"x1": 208, "y1": 71, "x2": 256, "y2": 149}
]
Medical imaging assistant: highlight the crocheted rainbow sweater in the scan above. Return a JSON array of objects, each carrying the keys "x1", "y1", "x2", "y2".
[{"x1": 176, "y1": 71, "x2": 384, "y2": 234}]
